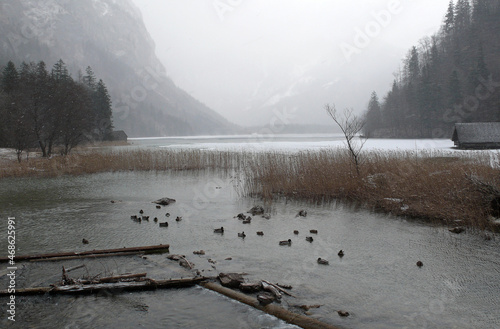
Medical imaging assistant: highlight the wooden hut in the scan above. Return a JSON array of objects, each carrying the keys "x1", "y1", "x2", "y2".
[
  {"x1": 107, "y1": 130, "x2": 128, "y2": 142},
  {"x1": 452, "y1": 122, "x2": 500, "y2": 149}
]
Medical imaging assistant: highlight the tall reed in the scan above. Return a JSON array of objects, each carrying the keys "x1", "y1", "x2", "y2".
[
  {"x1": 2, "y1": 147, "x2": 499, "y2": 230},
  {"x1": 243, "y1": 148, "x2": 500, "y2": 230}
]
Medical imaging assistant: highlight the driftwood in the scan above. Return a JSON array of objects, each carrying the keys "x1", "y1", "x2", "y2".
[
  {"x1": 262, "y1": 280, "x2": 296, "y2": 298},
  {"x1": 98, "y1": 273, "x2": 147, "y2": 283},
  {"x1": 0, "y1": 244, "x2": 170, "y2": 263},
  {"x1": 1, "y1": 277, "x2": 212, "y2": 296},
  {"x1": 178, "y1": 256, "x2": 194, "y2": 269},
  {"x1": 200, "y1": 281, "x2": 341, "y2": 329},
  {"x1": 261, "y1": 281, "x2": 282, "y2": 300}
]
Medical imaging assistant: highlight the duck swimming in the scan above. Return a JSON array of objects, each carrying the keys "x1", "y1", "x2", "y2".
[
  {"x1": 279, "y1": 239, "x2": 292, "y2": 246},
  {"x1": 317, "y1": 258, "x2": 329, "y2": 265}
]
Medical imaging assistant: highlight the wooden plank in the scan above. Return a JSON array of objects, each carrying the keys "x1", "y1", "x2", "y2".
[{"x1": 0, "y1": 244, "x2": 170, "y2": 263}]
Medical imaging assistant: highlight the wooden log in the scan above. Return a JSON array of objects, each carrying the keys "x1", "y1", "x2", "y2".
[
  {"x1": 30, "y1": 251, "x2": 141, "y2": 262},
  {"x1": 65, "y1": 264, "x2": 86, "y2": 272},
  {"x1": 98, "y1": 273, "x2": 147, "y2": 283},
  {"x1": 199, "y1": 281, "x2": 341, "y2": 329},
  {"x1": 0, "y1": 276, "x2": 212, "y2": 296},
  {"x1": 0, "y1": 244, "x2": 170, "y2": 263}
]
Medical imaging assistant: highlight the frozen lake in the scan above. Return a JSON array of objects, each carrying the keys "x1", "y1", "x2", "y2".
[{"x1": 128, "y1": 134, "x2": 458, "y2": 152}]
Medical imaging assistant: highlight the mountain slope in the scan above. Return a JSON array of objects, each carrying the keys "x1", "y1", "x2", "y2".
[{"x1": 0, "y1": 0, "x2": 235, "y2": 137}]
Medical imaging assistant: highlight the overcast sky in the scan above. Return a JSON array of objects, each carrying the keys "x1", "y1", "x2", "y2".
[{"x1": 131, "y1": 0, "x2": 451, "y2": 126}]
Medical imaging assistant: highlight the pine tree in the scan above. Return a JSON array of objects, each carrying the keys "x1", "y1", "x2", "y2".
[
  {"x1": 455, "y1": 0, "x2": 472, "y2": 32},
  {"x1": 472, "y1": 0, "x2": 488, "y2": 24},
  {"x1": 364, "y1": 91, "x2": 382, "y2": 137},
  {"x1": 1, "y1": 61, "x2": 19, "y2": 95},
  {"x1": 93, "y1": 79, "x2": 113, "y2": 140},
  {"x1": 83, "y1": 66, "x2": 96, "y2": 90},
  {"x1": 443, "y1": 0, "x2": 455, "y2": 34},
  {"x1": 51, "y1": 59, "x2": 70, "y2": 82}
]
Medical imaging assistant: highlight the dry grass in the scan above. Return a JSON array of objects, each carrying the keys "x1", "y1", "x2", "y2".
[
  {"x1": 243, "y1": 149, "x2": 500, "y2": 231},
  {"x1": 0, "y1": 149, "x2": 244, "y2": 178},
  {"x1": 2, "y1": 146, "x2": 499, "y2": 230}
]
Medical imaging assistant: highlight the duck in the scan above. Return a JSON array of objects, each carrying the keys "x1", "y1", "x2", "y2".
[
  {"x1": 310, "y1": 229, "x2": 318, "y2": 234},
  {"x1": 449, "y1": 226, "x2": 465, "y2": 234},
  {"x1": 238, "y1": 232, "x2": 246, "y2": 238},
  {"x1": 159, "y1": 222, "x2": 168, "y2": 227},
  {"x1": 337, "y1": 310, "x2": 350, "y2": 317},
  {"x1": 156, "y1": 205, "x2": 161, "y2": 209},
  {"x1": 82, "y1": 238, "x2": 89, "y2": 244},
  {"x1": 279, "y1": 239, "x2": 292, "y2": 246},
  {"x1": 214, "y1": 227, "x2": 224, "y2": 234},
  {"x1": 338, "y1": 250, "x2": 344, "y2": 257},
  {"x1": 293, "y1": 230, "x2": 299, "y2": 235},
  {"x1": 131, "y1": 215, "x2": 138, "y2": 220},
  {"x1": 305, "y1": 236, "x2": 313, "y2": 242},
  {"x1": 139, "y1": 209, "x2": 144, "y2": 214},
  {"x1": 142, "y1": 215, "x2": 149, "y2": 221},
  {"x1": 317, "y1": 258, "x2": 329, "y2": 265},
  {"x1": 175, "y1": 216, "x2": 182, "y2": 222},
  {"x1": 256, "y1": 231, "x2": 264, "y2": 236},
  {"x1": 153, "y1": 217, "x2": 158, "y2": 223},
  {"x1": 165, "y1": 213, "x2": 170, "y2": 217},
  {"x1": 297, "y1": 210, "x2": 307, "y2": 217},
  {"x1": 416, "y1": 260, "x2": 423, "y2": 267}
]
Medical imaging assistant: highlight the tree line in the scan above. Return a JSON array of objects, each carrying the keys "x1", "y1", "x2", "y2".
[
  {"x1": 0, "y1": 60, "x2": 112, "y2": 161},
  {"x1": 363, "y1": 0, "x2": 500, "y2": 138}
]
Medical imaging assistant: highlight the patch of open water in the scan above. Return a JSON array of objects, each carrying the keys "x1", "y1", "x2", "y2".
[{"x1": 0, "y1": 170, "x2": 499, "y2": 328}]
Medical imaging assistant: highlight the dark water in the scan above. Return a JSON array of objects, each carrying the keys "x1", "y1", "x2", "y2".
[{"x1": 0, "y1": 171, "x2": 499, "y2": 328}]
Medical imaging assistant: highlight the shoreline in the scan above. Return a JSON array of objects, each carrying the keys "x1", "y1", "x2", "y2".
[{"x1": 1, "y1": 145, "x2": 499, "y2": 232}]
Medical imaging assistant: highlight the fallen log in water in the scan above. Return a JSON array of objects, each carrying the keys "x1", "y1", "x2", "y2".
[
  {"x1": 199, "y1": 281, "x2": 341, "y2": 329},
  {"x1": 0, "y1": 244, "x2": 170, "y2": 263},
  {"x1": 98, "y1": 273, "x2": 147, "y2": 283},
  {"x1": 0, "y1": 276, "x2": 211, "y2": 296}
]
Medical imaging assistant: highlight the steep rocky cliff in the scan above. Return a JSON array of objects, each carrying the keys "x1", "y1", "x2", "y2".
[{"x1": 0, "y1": 0, "x2": 235, "y2": 136}]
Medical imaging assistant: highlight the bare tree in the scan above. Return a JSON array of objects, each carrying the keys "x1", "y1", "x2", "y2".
[{"x1": 325, "y1": 104, "x2": 367, "y2": 175}]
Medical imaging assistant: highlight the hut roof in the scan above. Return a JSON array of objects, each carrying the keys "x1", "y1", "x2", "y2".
[
  {"x1": 452, "y1": 122, "x2": 500, "y2": 143},
  {"x1": 108, "y1": 130, "x2": 128, "y2": 141}
]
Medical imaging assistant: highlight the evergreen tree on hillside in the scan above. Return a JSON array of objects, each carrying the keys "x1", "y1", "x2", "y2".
[
  {"x1": 83, "y1": 66, "x2": 96, "y2": 90},
  {"x1": 93, "y1": 79, "x2": 113, "y2": 140},
  {"x1": 444, "y1": 1, "x2": 455, "y2": 34},
  {"x1": 1, "y1": 61, "x2": 19, "y2": 95},
  {"x1": 455, "y1": 0, "x2": 472, "y2": 32},
  {"x1": 363, "y1": 91, "x2": 382, "y2": 137},
  {"x1": 363, "y1": 0, "x2": 500, "y2": 138}
]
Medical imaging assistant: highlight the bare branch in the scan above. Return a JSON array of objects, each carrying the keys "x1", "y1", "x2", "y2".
[{"x1": 325, "y1": 103, "x2": 367, "y2": 175}]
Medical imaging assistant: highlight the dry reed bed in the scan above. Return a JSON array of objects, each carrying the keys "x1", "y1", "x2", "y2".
[
  {"x1": 1, "y1": 147, "x2": 499, "y2": 230},
  {"x1": 243, "y1": 149, "x2": 500, "y2": 230},
  {"x1": 0, "y1": 149, "x2": 246, "y2": 178}
]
